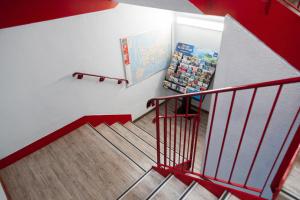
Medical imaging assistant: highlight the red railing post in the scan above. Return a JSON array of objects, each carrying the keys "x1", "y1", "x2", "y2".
[
  {"x1": 189, "y1": 118, "x2": 196, "y2": 161},
  {"x1": 203, "y1": 93, "x2": 219, "y2": 175},
  {"x1": 215, "y1": 91, "x2": 236, "y2": 179},
  {"x1": 169, "y1": 117, "x2": 172, "y2": 166},
  {"x1": 191, "y1": 96, "x2": 203, "y2": 172},
  {"x1": 164, "y1": 101, "x2": 168, "y2": 168},
  {"x1": 229, "y1": 88, "x2": 257, "y2": 183},
  {"x1": 173, "y1": 98, "x2": 178, "y2": 167},
  {"x1": 271, "y1": 125, "x2": 300, "y2": 200},
  {"x1": 244, "y1": 85, "x2": 283, "y2": 186},
  {"x1": 178, "y1": 117, "x2": 183, "y2": 165},
  {"x1": 187, "y1": 119, "x2": 192, "y2": 159},
  {"x1": 155, "y1": 99, "x2": 161, "y2": 166},
  {"x1": 182, "y1": 96, "x2": 189, "y2": 170},
  {"x1": 260, "y1": 107, "x2": 300, "y2": 197}
]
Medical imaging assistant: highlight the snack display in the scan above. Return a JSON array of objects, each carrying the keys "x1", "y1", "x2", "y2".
[{"x1": 163, "y1": 42, "x2": 218, "y2": 98}]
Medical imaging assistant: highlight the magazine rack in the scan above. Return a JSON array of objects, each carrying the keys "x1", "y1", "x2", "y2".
[{"x1": 163, "y1": 43, "x2": 218, "y2": 116}]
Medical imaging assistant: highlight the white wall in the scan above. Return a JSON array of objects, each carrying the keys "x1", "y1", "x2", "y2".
[
  {"x1": 117, "y1": 0, "x2": 201, "y2": 14},
  {"x1": 0, "y1": 184, "x2": 7, "y2": 200},
  {"x1": 174, "y1": 13, "x2": 224, "y2": 111},
  {"x1": 0, "y1": 3, "x2": 176, "y2": 159},
  {"x1": 204, "y1": 16, "x2": 300, "y2": 199}
]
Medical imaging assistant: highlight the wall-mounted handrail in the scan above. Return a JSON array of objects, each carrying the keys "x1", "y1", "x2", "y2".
[
  {"x1": 147, "y1": 76, "x2": 300, "y2": 199},
  {"x1": 72, "y1": 72, "x2": 129, "y2": 84}
]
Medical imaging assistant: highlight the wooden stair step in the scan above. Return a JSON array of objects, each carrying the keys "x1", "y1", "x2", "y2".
[
  {"x1": 0, "y1": 125, "x2": 144, "y2": 200},
  {"x1": 278, "y1": 188, "x2": 300, "y2": 200},
  {"x1": 124, "y1": 121, "x2": 157, "y2": 149},
  {"x1": 118, "y1": 169, "x2": 165, "y2": 200},
  {"x1": 111, "y1": 123, "x2": 157, "y2": 162},
  {"x1": 114, "y1": 122, "x2": 183, "y2": 165},
  {"x1": 95, "y1": 123, "x2": 155, "y2": 171},
  {"x1": 148, "y1": 175, "x2": 188, "y2": 200},
  {"x1": 181, "y1": 182, "x2": 218, "y2": 200},
  {"x1": 219, "y1": 191, "x2": 240, "y2": 200}
]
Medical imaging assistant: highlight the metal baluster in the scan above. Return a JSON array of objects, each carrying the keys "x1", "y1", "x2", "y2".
[
  {"x1": 229, "y1": 88, "x2": 257, "y2": 182},
  {"x1": 203, "y1": 93, "x2": 219, "y2": 175},
  {"x1": 192, "y1": 95, "x2": 203, "y2": 172},
  {"x1": 169, "y1": 117, "x2": 172, "y2": 166},
  {"x1": 155, "y1": 100, "x2": 161, "y2": 166},
  {"x1": 215, "y1": 91, "x2": 236, "y2": 179},
  {"x1": 244, "y1": 85, "x2": 283, "y2": 187},
  {"x1": 260, "y1": 106, "x2": 300, "y2": 197},
  {"x1": 164, "y1": 101, "x2": 168, "y2": 168},
  {"x1": 182, "y1": 96, "x2": 189, "y2": 171},
  {"x1": 173, "y1": 98, "x2": 178, "y2": 167}
]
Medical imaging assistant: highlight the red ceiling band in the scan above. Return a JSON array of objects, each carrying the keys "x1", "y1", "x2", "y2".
[{"x1": 0, "y1": 0, "x2": 118, "y2": 29}]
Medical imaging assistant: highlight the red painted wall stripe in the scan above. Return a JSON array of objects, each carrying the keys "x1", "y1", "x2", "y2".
[
  {"x1": 0, "y1": 114, "x2": 132, "y2": 169},
  {"x1": 0, "y1": 0, "x2": 118, "y2": 29},
  {"x1": 189, "y1": 0, "x2": 300, "y2": 71}
]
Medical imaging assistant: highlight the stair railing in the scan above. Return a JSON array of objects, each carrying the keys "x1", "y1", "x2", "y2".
[
  {"x1": 147, "y1": 76, "x2": 300, "y2": 198},
  {"x1": 72, "y1": 72, "x2": 129, "y2": 84}
]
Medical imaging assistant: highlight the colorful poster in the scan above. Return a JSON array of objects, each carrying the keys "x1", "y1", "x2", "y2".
[
  {"x1": 163, "y1": 42, "x2": 218, "y2": 100},
  {"x1": 121, "y1": 27, "x2": 172, "y2": 86}
]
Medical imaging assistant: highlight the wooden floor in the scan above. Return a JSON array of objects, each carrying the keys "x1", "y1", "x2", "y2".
[{"x1": 0, "y1": 125, "x2": 144, "y2": 200}]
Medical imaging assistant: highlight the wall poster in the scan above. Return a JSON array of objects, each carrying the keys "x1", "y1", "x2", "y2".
[{"x1": 121, "y1": 27, "x2": 172, "y2": 87}]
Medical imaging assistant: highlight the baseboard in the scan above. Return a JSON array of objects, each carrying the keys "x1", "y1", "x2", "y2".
[{"x1": 0, "y1": 114, "x2": 132, "y2": 169}]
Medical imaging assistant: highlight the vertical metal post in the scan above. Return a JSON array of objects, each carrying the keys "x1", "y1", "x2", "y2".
[
  {"x1": 203, "y1": 93, "x2": 218, "y2": 175},
  {"x1": 260, "y1": 107, "x2": 300, "y2": 197},
  {"x1": 164, "y1": 101, "x2": 168, "y2": 167},
  {"x1": 173, "y1": 98, "x2": 178, "y2": 167},
  {"x1": 244, "y1": 85, "x2": 283, "y2": 186},
  {"x1": 155, "y1": 100, "x2": 161, "y2": 166},
  {"x1": 229, "y1": 88, "x2": 257, "y2": 182},
  {"x1": 215, "y1": 91, "x2": 236, "y2": 178}
]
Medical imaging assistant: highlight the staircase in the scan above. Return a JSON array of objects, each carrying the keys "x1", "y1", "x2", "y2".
[
  {"x1": 0, "y1": 110, "x2": 298, "y2": 200},
  {"x1": 0, "y1": 77, "x2": 299, "y2": 200}
]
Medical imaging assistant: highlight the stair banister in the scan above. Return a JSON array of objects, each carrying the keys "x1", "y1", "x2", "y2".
[{"x1": 147, "y1": 76, "x2": 300, "y2": 199}]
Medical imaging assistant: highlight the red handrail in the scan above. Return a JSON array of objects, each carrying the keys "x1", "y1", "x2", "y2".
[
  {"x1": 147, "y1": 76, "x2": 300, "y2": 106},
  {"x1": 147, "y1": 76, "x2": 300, "y2": 199},
  {"x1": 72, "y1": 72, "x2": 129, "y2": 84}
]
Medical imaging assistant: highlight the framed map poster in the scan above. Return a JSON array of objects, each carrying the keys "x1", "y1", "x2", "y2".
[{"x1": 121, "y1": 27, "x2": 172, "y2": 86}]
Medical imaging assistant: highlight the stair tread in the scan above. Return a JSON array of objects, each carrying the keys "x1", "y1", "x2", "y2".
[
  {"x1": 123, "y1": 122, "x2": 184, "y2": 165},
  {"x1": 124, "y1": 122, "x2": 157, "y2": 148},
  {"x1": 150, "y1": 175, "x2": 187, "y2": 200},
  {"x1": 111, "y1": 123, "x2": 157, "y2": 161},
  {"x1": 278, "y1": 188, "x2": 300, "y2": 200},
  {"x1": 120, "y1": 169, "x2": 165, "y2": 200},
  {"x1": 183, "y1": 183, "x2": 217, "y2": 200},
  {"x1": 0, "y1": 124, "x2": 144, "y2": 200},
  {"x1": 278, "y1": 193, "x2": 292, "y2": 200},
  {"x1": 95, "y1": 123, "x2": 155, "y2": 171},
  {"x1": 225, "y1": 193, "x2": 240, "y2": 200}
]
